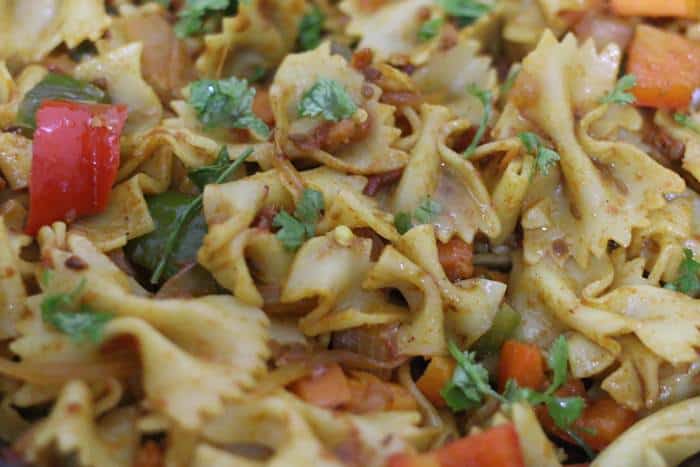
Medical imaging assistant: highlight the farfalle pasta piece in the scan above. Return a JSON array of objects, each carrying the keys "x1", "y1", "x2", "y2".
[
  {"x1": 200, "y1": 390, "x2": 432, "y2": 467},
  {"x1": 74, "y1": 42, "x2": 162, "y2": 135},
  {"x1": 392, "y1": 104, "x2": 500, "y2": 242},
  {"x1": 566, "y1": 332, "x2": 615, "y2": 379},
  {"x1": 506, "y1": 403, "x2": 562, "y2": 467},
  {"x1": 270, "y1": 43, "x2": 407, "y2": 175},
  {"x1": 0, "y1": 64, "x2": 46, "y2": 128},
  {"x1": 412, "y1": 38, "x2": 498, "y2": 123},
  {"x1": 0, "y1": 0, "x2": 110, "y2": 64},
  {"x1": 316, "y1": 189, "x2": 400, "y2": 242},
  {"x1": 70, "y1": 173, "x2": 162, "y2": 252},
  {"x1": 0, "y1": 218, "x2": 26, "y2": 340},
  {"x1": 281, "y1": 227, "x2": 406, "y2": 336},
  {"x1": 196, "y1": 0, "x2": 305, "y2": 79},
  {"x1": 592, "y1": 397, "x2": 700, "y2": 467},
  {"x1": 397, "y1": 225, "x2": 506, "y2": 345},
  {"x1": 23, "y1": 381, "x2": 136, "y2": 467},
  {"x1": 0, "y1": 132, "x2": 31, "y2": 190},
  {"x1": 339, "y1": 0, "x2": 436, "y2": 64},
  {"x1": 364, "y1": 245, "x2": 446, "y2": 356},
  {"x1": 38, "y1": 234, "x2": 270, "y2": 429},
  {"x1": 490, "y1": 153, "x2": 534, "y2": 245},
  {"x1": 510, "y1": 32, "x2": 684, "y2": 265},
  {"x1": 199, "y1": 167, "x2": 367, "y2": 304}
]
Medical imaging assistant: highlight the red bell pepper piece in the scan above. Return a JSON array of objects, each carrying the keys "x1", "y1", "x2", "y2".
[
  {"x1": 24, "y1": 100, "x2": 128, "y2": 235},
  {"x1": 387, "y1": 424, "x2": 525, "y2": 467}
]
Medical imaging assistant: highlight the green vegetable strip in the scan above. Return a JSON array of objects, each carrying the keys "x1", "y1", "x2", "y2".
[
  {"x1": 471, "y1": 304, "x2": 521, "y2": 355},
  {"x1": 17, "y1": 73, "x2": 108, "y2": 129},
  {"x1": 150, "y1": 147, "x2": 253, "y2": 284},
  {"x1": 463, "y1": 84, "x2": 492, "y2": 158}
]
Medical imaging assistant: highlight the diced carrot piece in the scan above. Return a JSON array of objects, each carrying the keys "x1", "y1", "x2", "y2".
[
  {"x1": 388, "y1": 424, "x2": 524, "y2": 467},
  {"x1": 416, "y1": 357, "x2": 455, "y2": 408},
  {"x1": 289, "y1": 363, "x2": 351, "y2": 409},
  {"x1": 627, "y1": 24, "x2": 700, "y2": 109},
  {"x1": 436, "y1": 424, "x2": 525, "y2": 467},
  {"x1": 497, "y1": 340, "x2": 545, "y2": 392},
  {"x1": 345, "y1": 371, "x2": 417, "y2": 413},
  {"x1": 438, "y1": 238, "x2": 474, "y2": 282},
  {"x1": 611, "y1": 0, "x2": 695, "y2": 17},
  {"x1": 575, "y1": 398, "x2": 637, "y2": 451}
]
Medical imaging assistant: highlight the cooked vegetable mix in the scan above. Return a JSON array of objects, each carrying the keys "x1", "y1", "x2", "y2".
[{"x1": 1, "y1": 1, "x2": 700, "y2": 466}]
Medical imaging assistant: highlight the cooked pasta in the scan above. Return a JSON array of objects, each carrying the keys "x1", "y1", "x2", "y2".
[{"x1": 1, "y1": 1, "x2": 700, "y2": 466}]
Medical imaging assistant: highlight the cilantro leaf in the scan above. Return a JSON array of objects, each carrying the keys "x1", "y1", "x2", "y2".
[
  {"x1": 413, "y1": 197, "x2": 442, "y2": 224},
  {"x1": 441, "y1": 341, "x2": 505, "y2": 411},
  {"x1": 394, "y1": 212, "x2": 413, "y2": 235},
  {"x1": 600, "y1": 74, "x2": 636, "y2": 105},
  {"x1": 463, "y1": 84, "x2": 492, "y2": 158},
  {"x1": 41, "y1": 279, "x2": 113, "y2": 343},
  {"x1": 674, "y1": 112, "x2": 700, "y2": 134},
  {"x1": 150, "y1": 147, "x2": 254, "y2": 283},
  {"x1": 188, "y1": 146, "x2": 241, "y2": 190},
  {"x1": 174, "y1": 0, "x2": 233, "y2": 37},
  {"x1": 519, "y1": 132, "x2": 560, "y2": 176},
  {"x1": 546, "y1": 335, "x2": 569, "y2": 395},
  {"x1": 417, "y1": 18, "x2": 444, "y2": 42},
  {"x1": 298, "y1": 6, "x2": 325, "y2": 51},
  {"x1": 394, "y1": 198, "x2": 441, "y2": 234},
  {"x1": 665, "y1": 248, "x2": 700, "y2": 296},
  {"x1": 154, "y1": 0, "x2": 171, "y2": 6},
  {"x1": 546, "y1": 396, "x2": 586, "y2": 430},
  {"x1": 274, "y1": 188, "x2": 325, "y2": 251},
  {"x1": 189, "y1": 76, "x2": 270, "y2": 137},
  {"x1": 438, "y1": 0, "x2": 490, "y2": 27},
  {"x1": 298, "y1": 78, "x2": 358, "y2": 122}
]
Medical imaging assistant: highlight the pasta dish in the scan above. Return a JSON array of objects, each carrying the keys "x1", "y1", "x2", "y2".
[{"x1": 1, "y1": 0, "x2": 700, "y2": 465}]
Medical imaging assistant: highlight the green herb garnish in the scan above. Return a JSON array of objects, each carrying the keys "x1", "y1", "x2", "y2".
[
  {"x1": 174, "y1": 0, "x2": 235, "y2": 37},
  {"x1": 438, "y1": 0, "x2": 491, "y2": 27},
  {"x1": 519, "y1": 131, "x2": 560, "y2": 176},
  {"x1": 273, "y1": 188, "x2": 325, "y2": 251},
  {"x1": 297, "y1": 78, "x2": 358, "y2": 122},
  {"x1": 298, "y1": 6, "x2": 325, "y2": 51},
  {"x1": 188, "y1": 146, "x2": 242, "y2": 190},
  {"x1": 665, "y1": 248, "x2": 700, "y2": 296},
  {"x1": 463, "y1": 84, "x2": 492, "y2": 158},
  {"x1": 41, "y1": 279, "x2": 113, "y2": 343},
  {"x1": 600, "y1": 74, "x2": 636, "y2": 105},
  {"x1": 150, "y1": 147, "x2": 253, "y2": 284},
  {"x1": 417, "y1": 17, "x2": 444, "y2": 42},
  {"x1": 394, "y1": 197, "x2": 442, "y2": 234},
  {"x1": 674, "y1": 113, "x2": 700, "y2": 134},
  {"x1": 500, "y1": 64, "x2": 521, "y2": 99},
  {"x1": 188, "y1": 76, "x2": 269, "y2": 138}
]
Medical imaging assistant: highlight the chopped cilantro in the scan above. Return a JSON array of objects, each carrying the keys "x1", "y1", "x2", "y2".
[
  {"x1": 154, "y1": 0, "x2": 171, "y2": 6},
  {"x1": 665, "y1": 248, "x2": 700, "y2": 297},
  {"x1": 298, "y1": 6, "x2": 325, "y2": 51},
  {"x1": 174, "y1": 0, "x2": 235, "y2": 37},
  {"x1": 519, "y1": 132, "x2": 560, "y2": 176},
  {"x1": 298, "y1": 78, "x2": 358, "y2": 122},
  {"x1": 674, "y1": 112, "x2": 700, "y2": 134},
  {"x1": 41, "y1": 279, "x2": 113, "y2": 343},
  {"x1": 438, "y1": 0, "x2": 491, "y2": 27},
  {"x1": 394, "y1": 197, "x2": 442, "y2": 234},
  {"x1": 188, "y1": 146, "x2": 241, "y2": 190},
  {"x1": 188, "y1": 76, "x2": 270, "y2": 138},
  {"x1": 273, "y1": 188, "x2": 325, "y2": 251},
  {"x1": 463, "y1": 84, "x2": 493, "y2": 158},
  {"x1": 150, "y1": 147, "x2": 254, "y2": 283},
  {"x1": 442, "y1": 336, "x2": 587, "y2": 456},
  {"x1": 417, "y1": 18, "x2": 444, "y2": 42},
  {"x1": 600, "y1": 74, "x2": 636, "y2": 105},
  {"x1": 441, "y1": 341, "x2": 506, "y2": 411}
]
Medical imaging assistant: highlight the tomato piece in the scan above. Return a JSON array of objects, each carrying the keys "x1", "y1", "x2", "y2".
[
  {"x1": 575, "y1": 398, "x2": 637, "y2": 451},
  {"x1": 627, "y1": 24, "x2": 700, "y2": 109},
  {"x1": 24, "y1": 100, "x2": 127, "y2": 235},
  {"x1": 497, "y1": 340, "x2": 545, "y2": 392},
  {"x1": 289, "y1": 363, "x2": 352, "y2": 409}
]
